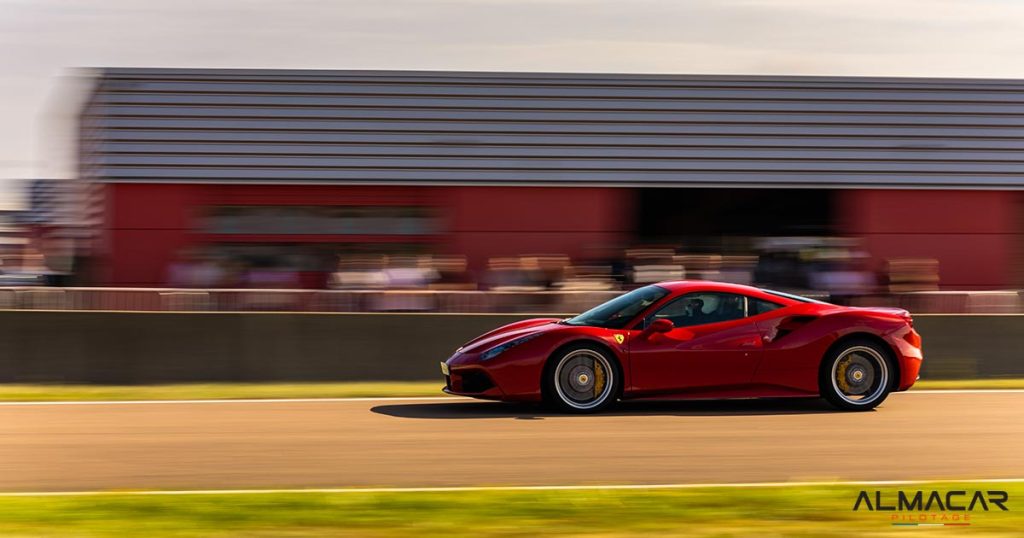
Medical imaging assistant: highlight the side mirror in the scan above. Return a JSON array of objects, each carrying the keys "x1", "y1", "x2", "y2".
[
  {"x1": 651, "y1": 318, "x2": 674, "y2": 333},
  {"x1": 640, "y1": 318, "x2": 674, "y2": 339}
]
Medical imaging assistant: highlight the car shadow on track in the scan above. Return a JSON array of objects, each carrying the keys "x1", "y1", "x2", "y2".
[{"x1": 371, "y1": 397, "x2": 847, "y2": 420}]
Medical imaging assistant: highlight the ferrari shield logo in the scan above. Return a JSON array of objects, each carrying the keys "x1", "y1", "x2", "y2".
[{"x1": 614, "y1": 334, "x2": 625, "y2": 344}]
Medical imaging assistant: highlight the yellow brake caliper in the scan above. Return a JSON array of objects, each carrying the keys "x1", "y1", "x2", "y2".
[
  {"x1": 593, "y1": 361, "x2": 606, "y2": 396},
  {"x1": 836, "y1": 360, "x2": 851, "y2": 393}
]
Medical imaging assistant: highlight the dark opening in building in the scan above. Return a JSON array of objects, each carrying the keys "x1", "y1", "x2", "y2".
[{"x1": 636, "y1": 188, "x2": 836, "y2": 252}]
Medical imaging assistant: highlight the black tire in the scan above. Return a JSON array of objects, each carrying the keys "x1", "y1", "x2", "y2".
[
  {"x1": 819, "y1": 338, "x2": 895, "y2": 411},
  {"x1": 543, "y1": 343, "x2": 620, "y2": 413}
]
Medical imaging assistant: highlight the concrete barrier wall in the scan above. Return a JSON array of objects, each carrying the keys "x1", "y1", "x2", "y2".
[
  {"x1": 912, "y1": 316, "x2": 1023, "y2": 379},
  {"x1": 0, "y1": 312, "x2": 535, "y2": 383},
  {"x1": 0, "y1": 311, "x2": 1020, "y2": 383}
]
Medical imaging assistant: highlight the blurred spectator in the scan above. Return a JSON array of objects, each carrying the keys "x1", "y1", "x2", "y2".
[
  {"x1": 625, "y1": 247, "x2": 685, "y2": 284},
  {"x1": 753, "y1": 236, "x2": 875, "y2": 296},
  {"x1": 329, "y1": 254, "x2": 389, "y2": 289},
  {"x1": 484, "y1": 256, "x2": 546, "y2": 291},
  {"x1": 245, "y1": 262, "x2": 300, "y2": 289},
  {"x1": 381, "y1": 256, "x2": 439, "y2": 289},
  {"x1": 167, "y1": 250, "x2": 226, "y2": 288},
  {"x1": 557, "y1": 262, "x2": 617, "y2": 291},
  {"x1": 430, "y1": 255, "x2": 476, "y2": 290},
  {"x1": 329, "y1": 254, "x2": 443, "y2": 290},
  {"x1": 134, "y1": 233, "x2": 945, "y2": 301},
  {"x1": 0, "y1": 254, "x2": 46, "y2": 286},
  {"x1": 718, "y1": 255, "x2": 757, "y2": 286}
]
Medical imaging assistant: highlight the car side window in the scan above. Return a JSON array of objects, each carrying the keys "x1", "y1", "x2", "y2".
[
  {"x1": 749, "y1": 298, "x2": 783, "y2": 316},
  {"x1": 645, "y1": 292, "x2": 748, "y2": 328}
]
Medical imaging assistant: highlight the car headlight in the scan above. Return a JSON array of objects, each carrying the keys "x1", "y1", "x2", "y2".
[{"x1": 479, "y1": 334, "x2": 541, "y2": 361}]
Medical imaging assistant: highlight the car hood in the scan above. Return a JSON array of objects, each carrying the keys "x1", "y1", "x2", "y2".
[{"x1": 457, "y1": 317, "x2": 564, "y2": 354}]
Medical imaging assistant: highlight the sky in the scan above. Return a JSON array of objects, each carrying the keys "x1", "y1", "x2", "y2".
[{"x1": 2, "y1": 0, "x2": 1024, "y2": 207}]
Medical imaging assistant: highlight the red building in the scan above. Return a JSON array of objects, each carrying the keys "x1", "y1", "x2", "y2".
[
  {"x1": 81, "y1": 69, "x2": 1024, "y2": 289},
  {"x1": 97, "y1": 183, "x2": 630, "y2": 287}
]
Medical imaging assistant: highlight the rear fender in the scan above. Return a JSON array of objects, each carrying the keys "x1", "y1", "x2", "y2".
[{"x1": 753, "y1": 312, "x2": 903, "y2": 394}]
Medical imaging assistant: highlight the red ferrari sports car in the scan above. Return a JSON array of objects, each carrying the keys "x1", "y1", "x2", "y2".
[{"x1": 441, "y1": 281, "x2": 922, "y2": 412}]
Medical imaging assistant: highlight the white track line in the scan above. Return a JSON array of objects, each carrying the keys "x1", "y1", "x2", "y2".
[
  {"x1": 2, "y1": 478, "x2": 1023, "y2": 497},
  {"x1": 0, "y1": 387, "x2": 1019, "y2": 405}
]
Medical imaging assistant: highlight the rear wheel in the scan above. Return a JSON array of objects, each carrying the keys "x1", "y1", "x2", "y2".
[
  {"x1": 819, "y1": 339, "x2": 894, "y2": 411},
  {"x1": 544, "y1": 343, "x2": 619, "y2": 413}
]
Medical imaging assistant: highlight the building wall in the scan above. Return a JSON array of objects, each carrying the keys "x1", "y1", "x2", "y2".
[
  {"x1": 445, "y1": 186, "x2": 633, "y2": 271},
  {"x1": 839, "y1": 190, "x2": 1021, "y2": 288},
  {"x1": 98, "y1": 183, "x2": 632, "y2": 286},
  {"x1": 100, "y1": 184, "x2": 192, "y2": 285}
]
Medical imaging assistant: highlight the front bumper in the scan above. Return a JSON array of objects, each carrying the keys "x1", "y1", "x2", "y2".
[{"x1": 441, "y1": 358, "x2": 505, "y2": 399}]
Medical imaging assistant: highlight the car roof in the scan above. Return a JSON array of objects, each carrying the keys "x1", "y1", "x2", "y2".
[{"x1": 653, "y1": 280, "x2": 804, "y2": 305}]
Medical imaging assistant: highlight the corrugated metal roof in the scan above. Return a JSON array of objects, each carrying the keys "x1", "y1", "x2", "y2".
[{"x1": 81, "y1": 68, "x2": 1024, "y2": 189}]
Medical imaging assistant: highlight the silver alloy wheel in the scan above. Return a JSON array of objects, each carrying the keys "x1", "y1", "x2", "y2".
[
  {"x1": 830, "y1": 345, "x2": 889, "y2": 406},
  {"x1": 553, "y1": 349, "x2": 614, "y2": 410}
]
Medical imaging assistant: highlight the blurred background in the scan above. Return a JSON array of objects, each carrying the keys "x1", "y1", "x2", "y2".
[
  {"x1": 2, "y1": 1, "x2": 1024, "y2": 317},
  {"x1": 1, "y1": 68, "x2": 1023, "y2": 315}
]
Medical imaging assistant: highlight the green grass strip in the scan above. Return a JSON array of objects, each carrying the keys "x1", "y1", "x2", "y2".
[{"x1": 0, "y1": 482, "x2": 1019, "y2": 537}]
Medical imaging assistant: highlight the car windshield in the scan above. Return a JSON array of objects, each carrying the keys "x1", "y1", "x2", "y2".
[{"x1": 563, "y1": 285, "x2": 669, "y2": 329}]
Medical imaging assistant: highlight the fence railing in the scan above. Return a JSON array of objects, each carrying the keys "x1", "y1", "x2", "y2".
[{"x1": 1, "y1": 287, "x2": 1022, "y2": 313}]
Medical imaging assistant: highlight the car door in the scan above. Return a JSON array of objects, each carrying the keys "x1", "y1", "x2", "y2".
[{"x1": 628, "y1": 292, "x2": 764, "y2": 394}]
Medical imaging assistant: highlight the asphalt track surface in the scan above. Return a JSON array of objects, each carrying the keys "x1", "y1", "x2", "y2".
[{"x1": 1, "y1": 391, "x2": 1022, "y2": 492}]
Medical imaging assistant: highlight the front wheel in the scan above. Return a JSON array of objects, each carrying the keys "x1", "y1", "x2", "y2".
[
  {"x1": 544, "y1": 344, "x2": 620, "y2": 413},
  {"x1": 819, "y1": 339, "x2": 894, "y2": 411}
]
